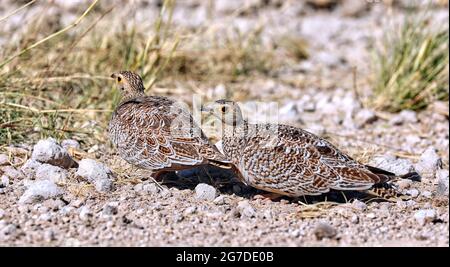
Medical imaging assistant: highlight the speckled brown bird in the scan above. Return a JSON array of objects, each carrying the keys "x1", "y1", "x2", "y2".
[
  {"x1": 108, "y1": 71, "x2": 231, "y2": 180},
  {"x1": 202, "y1": 100, "x2": 418, "y2": 198}
]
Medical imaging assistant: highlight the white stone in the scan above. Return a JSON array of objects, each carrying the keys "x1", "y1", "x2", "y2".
[
  {"x1": 0, "y1": 166, "x2": 23, "y2": 179},
  {"x1": 143, "y1": 183, "x2": 160, "y2": 194},
  {"x1": 389, "y1": 110, "x2": 418, "y2": 125},
  {"x1": 397, "y1": 179, "x2": 413, "y2": 190},
  {"x1": 87, "y1": 145, "x2": 99, "y2": 154},
  {"x1": 61, "y1": 139, "x2": 80, "y2": 150},
  {"x1": 436, "y1": 169, "x2": 449, "y2": 196},
  {"x1": 415, "y1": 147, "x2": 442, "y2": 179},
  {"x1": 351, "y1": 200, "x2": 367, "y2": 211},
  {"x1": 31, "y1": 138, "x2": 77, "y2": 168},
  {"x1": 213, "y1": 195, "x2": 226, "y2": 205},
  {"x1": 20, "y1": 159, "x2": 43, "y2": 178},
  {"x1": 19, "y1": 180, "x2": 62, "y2": 204},
  {"x1": 414, "y1": 209, "x2": 437, "y2": 226},
  {"x1": 237, "y1": 200, "x2": 256, "y2": 218},
  {"x1": 1, "y1": 175, "x2": 9, "y2": 187},
  {"x1": 184, "y1": 206, "x2": 197, "y2": 215},
  {"x1": 354, "y1": 109, "x2": 377, "y2": 128},
  {"x1": 195, "y1": 183, "x2": 217, "y2": 200},
  {"x1": 94, "y1": 179, "x2": 114, "y2": 192},
  {"x1": 35, "y1": 164, "x2": 68, "y2": 183},
  {"x1": 406, "y1": 189, "x2": 419, "y2": 198},
  {"x1": 79, "y1": 206, "x2": 92, "y2": 221},
  {"x1": 76, "y1": 159, "x2": 115, "y2": 192},
  {"x1": 0, "y1": 154, "x2": 9, "y2": 166},
  {"x1": 102, "y1": 202, "x2": 119, "y2": 215}
]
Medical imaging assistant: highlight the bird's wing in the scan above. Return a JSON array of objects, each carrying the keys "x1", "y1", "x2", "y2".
[
  {"x1": 239, "y1": 124, "x2": 383, "y2": 196},
  {"x1": 110, "y1": 96, "x2": 229, "y2": 171},
  {"x1": 278, "y1": 124, "x2": 386, "y2": 190}
]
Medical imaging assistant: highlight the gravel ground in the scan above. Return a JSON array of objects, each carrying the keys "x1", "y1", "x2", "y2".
[{"x1": 0, "y1": 0, "x2": 448, "y2": 246}]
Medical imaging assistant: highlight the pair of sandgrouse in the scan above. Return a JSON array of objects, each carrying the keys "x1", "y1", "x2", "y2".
[{"x1": 108, "y1": 71, "x2": 416, "y2": 198}]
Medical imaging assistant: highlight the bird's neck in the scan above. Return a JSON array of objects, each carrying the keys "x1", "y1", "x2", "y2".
[
  {"x1": 119, "y1": 91, "x2": 146, "y2": 105},
  {"x1": 222, "y1": 120, "x2": 248, "y2": 139}
]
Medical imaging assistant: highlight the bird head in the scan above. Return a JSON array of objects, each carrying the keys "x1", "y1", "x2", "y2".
[
  {"x1": 201, "y1": 99, "x2": 244, "y2": 126},
  {"x1": 111, "y1": 71, "x2": 145, "y2": 100}
]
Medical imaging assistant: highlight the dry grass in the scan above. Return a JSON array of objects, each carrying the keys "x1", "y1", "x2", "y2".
[
  {"x1": 0, "y1": 0, "x2": 282, "y2": 146},
  {"x1": 370, "y1": 9, "x2": 449, "y2": 112}
]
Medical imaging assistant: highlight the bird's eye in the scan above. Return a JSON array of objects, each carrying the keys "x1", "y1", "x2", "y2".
[
  {"x1": 117, "y1": 77, "x2": 122, "y2": 82},
  {"x1": 221, "y1": 106, "x2": 228, "y2": 113}
]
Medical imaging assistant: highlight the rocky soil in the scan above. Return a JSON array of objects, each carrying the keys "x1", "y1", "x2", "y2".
[{"x1": 0, "y1": 0, "x2": 448, "y2": 246}]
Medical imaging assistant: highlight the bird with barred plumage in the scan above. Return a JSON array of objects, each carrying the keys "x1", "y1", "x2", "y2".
[
  {"x1": 201, "y1": 99, "x2": 419, "y2": 199},
  {"x1": 108, "y1": 71, "x2": 231, "y2": 181}
]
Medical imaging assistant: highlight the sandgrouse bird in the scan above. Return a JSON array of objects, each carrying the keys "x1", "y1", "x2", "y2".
[
  {"x1": 108, "y1": 71, "x2": 231, "y2": 180},
  {"x1": 201, "y1": 100, "x2": 418, "y2": 198}
]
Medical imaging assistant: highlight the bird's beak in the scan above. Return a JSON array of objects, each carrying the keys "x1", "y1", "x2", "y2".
[
  {"x1": 200, "y1": 104, "x2": 212, "y2": 113},
  {"x1": 110, "y1": 73, "x2": 116, "y2": 79}
]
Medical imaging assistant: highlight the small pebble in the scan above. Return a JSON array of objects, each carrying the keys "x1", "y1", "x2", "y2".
[
  {"x1": 0, "y1": 166, "x2": 23, "y2": 179},
  {"x1": 19, "y1": 180, "x2": 63, "y2": 204},
  {"x1": 142, "y1": 183, "x2": 160, "y2": 194},
  {"x1": 213, "y1": 195, "x2": 226, "y2": 205},
  {"x1": 351, "y1": 200, "x2": 367, "y2": 211},
  {"x1": 415, "y1": 147, "x2": 442, "y2": 179},
  {"x1": 87, "y1": 145, "x2": 99, "y2": 153},
  {"x1": 350, "y1": 214, "x2": 359, "y2": 224},
  {"x1": 184, "y1": 206, "x2": 197, "y2": 215},
  {"x1": 94, "y1": 179, "x2": 114, "y2": 193},
  {"x1": 406, "y1": 189, "x2": 419, "y2": 198},
  {"x1": 1, "y1": 175, "x2": 10, "y2": 187},
  {"x1": 405, "y1": 200, "x2": 417, "y2": 207},
  {"x1": 35, "y1": 164, "x2": 68, "y2": 183},
  {"x1": 20, "y1": 159, "x2": 43, "y2": 178},
  {"x1": 237, "y1": 200, "x2": 256, "y2": 218},
  {"x1": 389, "y1": 110, "x2": 418, "y2": 125},
  {"x1": 44, "y1": 230, "x2": 56, "y2": 242},
  {"x1": 436, "y1": 169, "x2": 449, "y2": 196},
  {"x1": 61, "y1": 139, "x2": 80, "y2": 150},
  {"x1": 354, "y1": 108, "x2": 377, "y2": 128},
  {"x1": 79, "y1": 206, "x2": 92, "y2": 221},
  {"x1": 397, "y1": 179, "x2": 413, "y2": 190},
  {"x1": 313, "y1": 222, "x2": 337, "y2": 240},
  {"x1": 103, "y1": 202, "x2": 119, "y2": 215},
  {"x1": 421, "y1": 191, "x2": 432, "y2": 199},
  {"x1": 195, "y1": 183, "x2": 218, "y2": 201},
  {"x1": 414, "y1": 209, "x2": 437, "y2": 226},
  {"x1": 76, "y1": 159, "x2": 115, "y2": 192},
  {"x1": 0, "y1": 154, "x2": 9, "y2": 165},
  {"x1": 31, "y1": 138, "x2": 77, "y2": 168}
]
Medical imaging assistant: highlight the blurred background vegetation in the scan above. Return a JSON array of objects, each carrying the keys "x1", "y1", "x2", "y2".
[{"x1": 0, "y1": 0, "x2": 448, "y2": 146}]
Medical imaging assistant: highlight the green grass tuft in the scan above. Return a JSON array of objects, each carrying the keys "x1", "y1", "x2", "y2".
[{"x1": 371, "y1": 10, "x2": 449, "y2": 112}]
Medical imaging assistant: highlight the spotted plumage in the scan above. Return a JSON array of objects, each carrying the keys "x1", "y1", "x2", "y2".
[
  {"x1": 108, "y1": 71, "x2": 230, "y2": 179},
  {"x1": 202, "y1": 100, "x2": 418, "y2": 197}
]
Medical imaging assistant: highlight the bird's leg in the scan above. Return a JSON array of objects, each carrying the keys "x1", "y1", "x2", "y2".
[
  {"x1": 151, "y1": 171, "x2": 170, "y2": 182},
  {"x1": 254, "y1": 192, "x2": 285, "y2": 201},
  {"x1": 151, "y1": 171, "x2": 180, "y2": 190}
]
